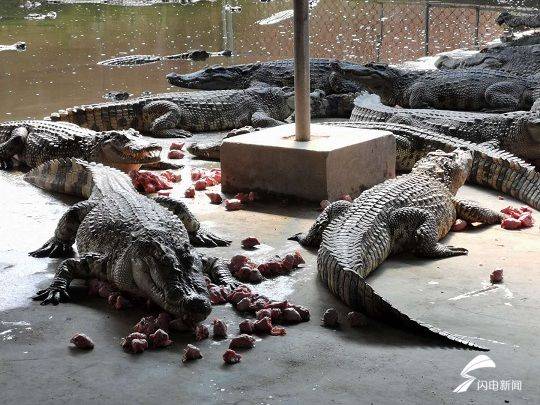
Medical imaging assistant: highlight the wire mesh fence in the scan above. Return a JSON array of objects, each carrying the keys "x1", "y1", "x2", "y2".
[{"x1": 225, "y1": 0, "x2": 540, "y2": 64}]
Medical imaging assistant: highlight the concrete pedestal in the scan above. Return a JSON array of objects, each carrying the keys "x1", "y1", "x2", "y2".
[{"x1": 220, "y1": 124, "x2": 396, "y2": 201}]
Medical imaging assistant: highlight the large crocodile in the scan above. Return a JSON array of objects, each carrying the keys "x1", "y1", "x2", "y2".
[
  {"x1": 436, "y1": 44, "x2": 540, "y2": 76},
  {"x1": 188, "y1": 121, "x2": 540, "y2": 210},
  {"x1": 0, "y1": 120, "x2": 166, "y2": 171},
  {"x1": 350, "y1": 100, "x2": 540, "y2": 166},
  {"x1": 98, "y1": 50, "x2": 232, "y2": 66},
  {"x1": 47, "y1": 88, "x2": 353, "y2": 138},
  {"x1": 26, "y1": 158, "x2": 235, "y2": 323},
  {"x1": 497, "y1": 11, "x2": 540, "y2": 29},
  {"x1": 166, "y1": 58, "x2": 366, "y2": 95},
  {"x1": 333, "y1": 62, "x2": 539, "y2": 112},
  {"x1": 291, "y1": 149, "x2": 503, "y2": 350}
]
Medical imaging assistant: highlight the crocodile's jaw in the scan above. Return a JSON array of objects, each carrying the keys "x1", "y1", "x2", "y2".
[
  {"x1": 129, "y1": 243, "x2": 212, "y2": 322},
  {"x1": 166, "y1": 70, "x2": 244, "y2": 90}
]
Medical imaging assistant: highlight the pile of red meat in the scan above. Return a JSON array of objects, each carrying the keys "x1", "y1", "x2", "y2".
[
  {"x1": 185, "y1": 168, "x2": 222, "y2": 197},
  {"x1": 122, "y1": 313, "x2": 174, "y2": 354},
  {"x1": 500, "y1": 206, "x2": 534, "y2": 230},
  {"x1": 129, "y1": 170, "x2": 181, "y2": 195},
  {"x1": 168, "y1": 142, "x2": 185, "y2": 159},
  {"x1": 227, "y1": 251, "x2": 305, "y2": 283}
]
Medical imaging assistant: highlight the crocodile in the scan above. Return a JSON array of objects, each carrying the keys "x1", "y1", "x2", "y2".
[
  {"x1": 98, "y1": 50, "x2": 232, "y2": 66},
  {"x1": 26, "y1": 158, "x2": 235, "y2": 323},
  {"x1": 332, "y1": 62, "x2": 539, "y2": 112},
  {"x1": 350, "y1": 100, "x2": 540, "y2": 165},
  {"x1": 0, "y1": 120, "x2": 167, "y2": 171},
  {"x1": 166, "y1": 58, "x2": 366, "y2": 95},
  {"x1": 497, "y1": 11, "x2": 540, "y2": 29},
  {"x1": 334, "y1": 121, "x2": 540, "y2": 210},
  {"x1": 188, "y1": 121, "x2": 540, "y2": 210},
  {"x1": 291, "y1": 149, "x2": 503, "y2": 350},
  {"x1": 47, "y1": 88, "x2": 356, "y2": 138},
  {"x1": 435, "y1": 44, "x2": 540, "y2": 76}
]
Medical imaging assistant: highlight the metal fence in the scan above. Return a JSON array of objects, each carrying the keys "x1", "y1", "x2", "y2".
[{"x1": 222, "y1": 0, "x2": 540, "y2": 64}]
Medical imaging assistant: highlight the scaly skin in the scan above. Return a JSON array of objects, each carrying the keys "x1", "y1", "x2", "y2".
[
  {"x1": 0, "y1": 120, "x2": 162, "y2": 171},
  {"x1": 166, "y1": 58, "x2": 366, "y2": 95},
  {"x1": 330, "y1": 121, "x2": 540, "y2": 210},
  {"x1": 334, "y1": 63, "x2": 538, "y2": 112},
  {"x1": 47, "y1": 87, "x2": 342, "y2": 138},
  {"x1": 291, "y1": 150, "x2": 503, "y2": 350},
  {"x1": 436, "y1": 44, "x2": 540, "y2": 76},
  {"x1": 350, "y1": 101, "x2": 540, "y2": 164},
  {"x1": 497, "y1": 11, "x2": 540, "y2": 29},
  {"x1": 186, "y1": 92, "x2": 358, "y2": 161},
  {"x1": 25, "y1": 158, "x2": 235, "y2": 323}
]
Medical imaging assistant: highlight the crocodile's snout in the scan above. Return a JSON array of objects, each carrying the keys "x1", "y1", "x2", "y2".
[{"x1": 182, "y1": 294, "x2": 212, "y2": 322}]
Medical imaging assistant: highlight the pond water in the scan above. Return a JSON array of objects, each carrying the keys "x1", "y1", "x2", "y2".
[{"x1": 0, "y1": 0, "x2": 535, "y2": 120}]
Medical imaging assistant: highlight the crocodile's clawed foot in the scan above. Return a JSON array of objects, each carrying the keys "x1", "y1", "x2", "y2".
[
  {"x1": 191, "y1": 229, "x2": 231, "y2": 248},
  {"x1": 0, "y1": 160, "x2": 14, "y2": 170},
  {"x1": 225, "y1": 281, "x2": 242, "y2": 291},
  {"x1": 288, "y1": 233, "x2": 304, "y2": 242},
  {"x1": 446, "y1": 246, "x2": 469, "y2": 256},
  {"x1": 29, "y1": 238, "x2": 74, "y2": 258},
  {"x1": 33, "y1": 286, "x2": 70, "y2": 306}
]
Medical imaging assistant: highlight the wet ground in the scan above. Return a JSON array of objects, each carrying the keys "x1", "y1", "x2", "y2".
[{"x1": 1, "y1": 128, "x2": 540, "y2": 404}]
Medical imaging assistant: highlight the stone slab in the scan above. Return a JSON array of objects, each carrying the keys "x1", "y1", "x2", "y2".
[{"x1": 220, "y1": 123, "x2": 396, "y2": 201}]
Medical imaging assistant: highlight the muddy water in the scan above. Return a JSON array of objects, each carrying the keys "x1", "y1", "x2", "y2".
[{"x1": 0, "y1": 0, "x2": 521, "y2": 120}]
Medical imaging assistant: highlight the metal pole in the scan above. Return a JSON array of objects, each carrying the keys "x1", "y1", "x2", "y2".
[
  {"x1": 424, "y1": 2, "x2": 430, "y2": 56},
  {"x1": 294, "y1": 0, "x2": 311, "y2": 141}
]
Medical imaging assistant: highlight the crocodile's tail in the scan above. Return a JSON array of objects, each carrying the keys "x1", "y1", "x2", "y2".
[
  {"x1": 24, "y1": 158, "x2": 133, "y2": 199},
  {"x1": 471, "y1": 146, "x2": 540, "y2": 210},
  {"x1": 318, "y1": 246, "x2": 489, "y2": 351},
  {"x1": 47, "y1": 100, "x2": 143, "y2": 132}
]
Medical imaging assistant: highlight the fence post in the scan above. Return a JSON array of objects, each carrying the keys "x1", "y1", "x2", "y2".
[
  {"x1": 474, "y1": 7, "x2": 480, "y2": 48},
  {"x1": 294, "y1": 0, "x2": 311, "y2": 142},
  {"x1": 424, "y1": 2, "x2": 430, "y2": 56},
  {"x1": 377, "y1": 2, "x2": 384, "y2": 62}
]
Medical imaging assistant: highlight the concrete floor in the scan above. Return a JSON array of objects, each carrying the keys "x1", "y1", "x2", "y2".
[{"x1": 1, "y1": 130, "x2": 539, "y2": 404}]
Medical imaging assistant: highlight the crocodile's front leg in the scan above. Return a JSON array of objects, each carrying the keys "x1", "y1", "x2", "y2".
[
  {"x1": 484, "y1": 82, "x2": 525, "y2": 112},
  {"x1": 153, "y1": 196, "x2": 231, "y2": 247},
  {"x1": 143, "y1": 101, "x2": 192, "y2": 138},
  {"x1": 201, "y1": 255, "x2": 239, "y2": 290},
  {"x1": 0, "y1": 127, "x2": 26, "y2": 169},
  {"x1": 33, "y1": 253, "x2": 108, "y2": 305},
  {"x1": 251, "y1": 111, "x2": 286, "y2": 128},
  {"x1": 289, "y1": 200, "x2": 352, "y2": 248},
  {"x1": 454, "y1": 199, "x2": 505, "y2": 224},
  {"x1": 390, "y1": 207, "x2": 469, "y2": 258},
  {"x1": 29, "y1": 201, "x2": 98, "y2": 258}
]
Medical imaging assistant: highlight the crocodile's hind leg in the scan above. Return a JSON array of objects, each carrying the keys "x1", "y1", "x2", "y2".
[
  {"x1": 454, "y1": 199, "x2": 504, "y2": 224},
  {"x1": 153, "y1": 196, "x2": 231, "y2": 247},
  {"x1": 389, "y1": 207, "x2": 469, "y2": 258},
  {"x1": 143, "y1": 101, "x2": 192, "y2": 138},
  {"x1": 33, "y1": 253, "x2": 108, "y2": 305},
  {"x1": 0, "y1": 127, "x2": 26, "y2": 169},
  {"x1": 289, "y1": 200, "x2": 352, "y2": 248},
  {"x1": 251, "y1": 111, "x2": 286, "y2": 128},
  {"x1": 29, "y1": 201, "x2": 98, "y2": 258}
]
